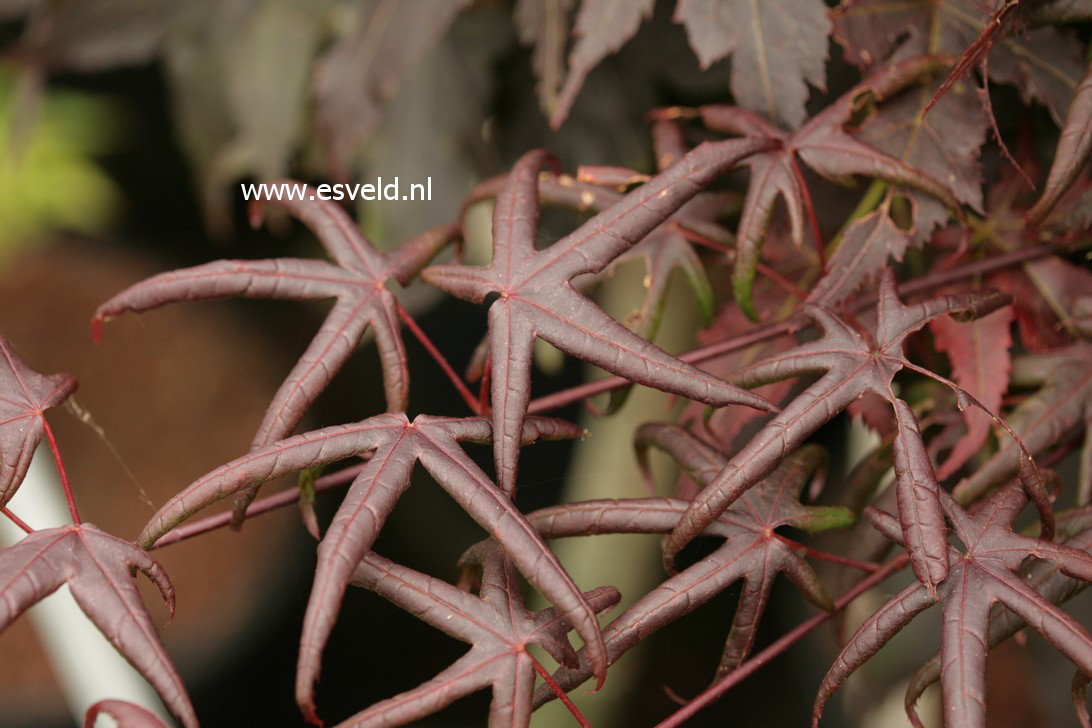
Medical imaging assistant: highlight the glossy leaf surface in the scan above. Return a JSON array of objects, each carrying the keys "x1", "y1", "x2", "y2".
[
  {"x1": 0, "y1": 525, "x2": 194, "y2": 728},
  {"x1": 424, "y1": 141, "x2": 778, "y2": 496}
]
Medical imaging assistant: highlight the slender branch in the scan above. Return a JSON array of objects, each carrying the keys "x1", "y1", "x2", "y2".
[
  {"x1": 395, "y1": 301, "x2": 481, "y2": 414},
  {"x1": 2, "y1": 507, "x2": 33, "y2": 534},
  {"x1": 655, "y1": 553, "x2": 910, "y2": 727},
  {"x1": 149, "y1": 460, "x2": 367, "y2": 549},
  {"x1": 41, "y1": 419, "x2": 79, "y2": 525},
  {"x1": 529, "y1": 651, "x2": 593, "y2": 728},
  {"x1": 528, "y1": 239, "x2": 1085, "y2": 415}
]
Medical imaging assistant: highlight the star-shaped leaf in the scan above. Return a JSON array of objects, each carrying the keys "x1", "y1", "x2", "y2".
[
  {"x1": 663, "y1": 269, "x2": 1015, "y2": 596},
  {"x1": 0, "y1": 337, "x2": 77, "y2": 509},
  {"x1": 813, "y1": 487, "x2": 1092, "y2": 728},
  {"x1": 904, "y1": 517, "x2": 1092, "y2": 726},
  {"x1": 526, "y1": 432, "x2": 851, "y2": 705},
  {"x1": 342, "y1": 542, "x2": 619, "y2": 727},
  {"x1": 955, "y1": 343, "x2": 1092, "y2": 506},
  {"x1": 0, "y1": 524, "x2": 195, "y2": 728},
  {"x1": 95, "y1": 189, "x2": 457, "y2": 449},
  {"x1": 469, "y1": 121, "x2": 726, "y2": 335},
  {"x1": 695, "y1": 56, "x2": 962, "y2": 319},
  {"x1": 133, "y1": 412, "x2": 606, "y2": 724},
  {"x1": 423, "y1": 140, "x2": 779, "y2": 496},
  {"x1": 675, "y1": 0, "x2": 832, "y2": 130}
]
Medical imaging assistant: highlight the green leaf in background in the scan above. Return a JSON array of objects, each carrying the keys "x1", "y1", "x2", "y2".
[{"x1": 0, "y1": 68, "x2": 121, "y2": 258}]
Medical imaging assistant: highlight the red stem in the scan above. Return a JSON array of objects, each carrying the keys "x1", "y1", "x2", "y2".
[
  {"x1": 528, "y1": 240, "x2": 1079, "y2": 416},
  {"x1": 676, "y1": 226, "x2": 808, "y2": 301},
  {"x1": 788, "y1": 153, "x2": 826, "y2": 273},
  {"x1": 529, "y1": 651, "x2": 593, "y2": 728},
  {"x1": 675, "y1": 225, "x2": 732, "y2": 255},
  {"x1": 41, "y1": 418, "x2": 79, "y2": 525},
  {"x1": 149, "y1": 461, "x2": 367, "y2": 549},
  {"x1": 655, "y1": 553, "x2": 910, "y2": 727},
  {"x1": 773, "y1": 533, "x2": 880, "y2": 572},
  {"x1": 395, "y1": 301, "x2": 481, "y2": 414},
  {"x1": 756, "y1": 263, "x2": 808, "y2": 301},
  {"x1": 2, "y1": 507, "x2": 33, "y2": 534}
]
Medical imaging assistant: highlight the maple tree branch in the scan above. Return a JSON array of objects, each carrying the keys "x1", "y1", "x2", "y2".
[
  {"x1": 2, "y1": 507, "x2": 33, "y2": 534},
  {"x1": 656, "y1": 553, "x2": 910, "y2": 727},
  {"x1": 528, "y1": 239, "x2": 1085, "y2": 415},
  {"x1": 529, "y1": 651, "x2": 593, "y2": 728},
  {"x1": 149, "y1": 461, "x2": 367, "y2": 549},
  {"x1": 41, "y1": 418, "x2": 80, "y2": 525},
  {"x1": 395, "y1": 301, "x2": 482, "y2": 414}
]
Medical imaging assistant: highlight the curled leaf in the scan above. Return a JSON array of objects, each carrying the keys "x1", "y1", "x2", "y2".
[{"x1": 0, "y1": 525, "x2": 195, "y2": 728}]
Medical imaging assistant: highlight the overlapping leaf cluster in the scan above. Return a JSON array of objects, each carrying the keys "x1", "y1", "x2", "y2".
[{"x1": 1, "y1": 2, "x2": 1091, "y2": 727}]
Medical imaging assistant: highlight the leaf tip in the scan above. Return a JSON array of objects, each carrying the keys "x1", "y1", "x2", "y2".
[
  {"x1": 247, "y1": 200, "x2": 266, "y2": 230},
  {"x1": 90, "y1": 316, "x2": 104, "y2": 345},
  {"x1": 299, "y1": 699, "x2": 323, "y2": 727}
]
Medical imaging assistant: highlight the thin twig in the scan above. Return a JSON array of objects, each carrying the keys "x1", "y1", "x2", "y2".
[
  {"x1": 655, "y1": 553, "x2": 910, "y2": 727},
  {"x1": 395, "y1": 301, "x2": 481, "y2": 414},
  {"x1": 2, "y1": 507, "x2": 33, "y2": 534},
  {"x1": 149, "y1": 461, "x2": 368, "y2": 549},
  {"x1": 42, "y1": 419, "x2": 79, "y2": 525},
  {"x1": 789, "y1": 154, "x2": 826, "y2": 272},
  {"x1": 676, "y1": 226, "x2": 809, "y2": 301},
  {"x1": 773, "y1": 533, "x2": 881, "y2": 572},
  {"x1": 529, "y1": 652, "x2": 593, "y2": 728}
]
